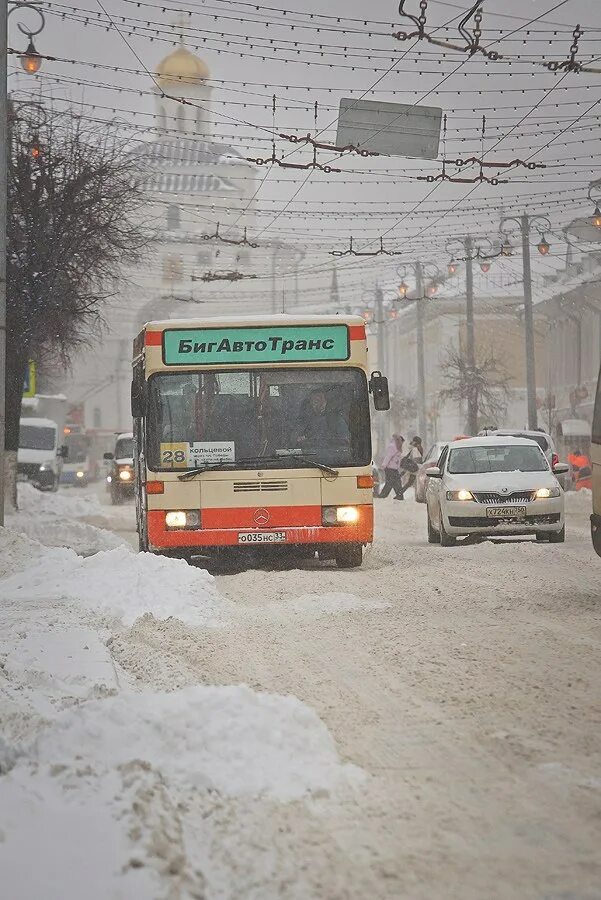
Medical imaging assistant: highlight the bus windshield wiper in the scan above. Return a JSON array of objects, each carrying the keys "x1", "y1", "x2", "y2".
[
  {"x1": 178, "y1": 461, "x2": 237, "y2": 481},
  {"x1": 245, "y1": 454, "x2": 339, "y2": 477},
  {"x1": 177, "y1": 455, "x2": 339, "y2": 480}
]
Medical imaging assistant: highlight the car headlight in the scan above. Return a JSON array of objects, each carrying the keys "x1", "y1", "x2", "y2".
[
  {"x1": 165, "y1": 510, "x2": 201, "y2": 530},
  {"x1": 118, "y1": 468, "x2": 132, "y2": 481},
  {"x1": 535, "y1": 486, "x2": 560, "y2": 499},
  {"x1": 322, "y1": 505, "x2": 360, "y2": 525},
  {"x1": 446, "y1": 489, "x2": 474, "y2": 501},
  {"x1": 76, "y1": 470, "x2": 85, "y2": 479}
]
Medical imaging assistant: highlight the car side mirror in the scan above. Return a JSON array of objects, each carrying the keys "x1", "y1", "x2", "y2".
[
  {"x1": 58, "y1": 445, "x2": 68, "y2": 459},
  {"x1": 426, "y1": 466, "x2": 442, "y2": 478},
  {"x1": 103, "y1": 452, "x2": 114, "y2": 461},
  {"x1": 369, "y1": 371, "x2": 390, "y2": 411},
  {"x1": 553, "y1": 462, "x2": 570, "y2": 475}
]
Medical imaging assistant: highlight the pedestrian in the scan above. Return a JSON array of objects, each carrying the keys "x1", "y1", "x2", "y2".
[
  {"x1": 398, "y1": 436, "x2": 424, "y2": 499},
  {"x1": 378, "y1": 433, "x2": 405, "y2": 499}
]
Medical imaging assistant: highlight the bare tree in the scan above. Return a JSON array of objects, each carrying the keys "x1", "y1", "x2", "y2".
[
  {"x1": 389, "y1": 389, "x2": 417, "y2": 434},
  {"x1": 5, "y1": 104, "x2": 149, "y2": 506},
  {"x1": 438, "y1": 344, "x2": 511, "y2": 434}
]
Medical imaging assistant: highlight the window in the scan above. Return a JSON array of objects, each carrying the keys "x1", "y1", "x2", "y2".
[
  {"x1": 19, "y1": 424, "x2": 55, "y2": 451},
  {"x1": 115, "y1": 437, "x2": 134, "y2": 459},
  {"x1": 166, "y1": 204, "x2": 180, "y2": 230},
  {"x1": 448, "y1": 444, "x2": 548, "y2": 474},
  {"x1": 162, "y1": 254, "x2": 184, "y2": 283},
  {"x1": 146, "y1": 367, "x2": 370, "y2": 471}
]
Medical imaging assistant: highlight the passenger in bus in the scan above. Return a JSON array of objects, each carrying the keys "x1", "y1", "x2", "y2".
[{"x1": 295, "y1": 389, "x2": 350, "y2": 450}]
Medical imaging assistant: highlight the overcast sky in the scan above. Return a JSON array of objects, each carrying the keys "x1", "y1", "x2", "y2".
[{"x1": 8, "y1": 0, "x2": 601, "y2": 298}]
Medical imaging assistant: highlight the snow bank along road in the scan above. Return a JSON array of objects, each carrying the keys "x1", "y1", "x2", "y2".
[{"x1": 1, "y1": 486, "x2": 600, "y2": 899}]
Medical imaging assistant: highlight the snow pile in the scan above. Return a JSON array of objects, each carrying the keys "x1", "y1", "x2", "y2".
[
  {"x1": 1, "y1": 535, "x2": 224, "y2": 628},
  {"x1": 7, "y1": 517, "x2": 127, "y2": 556},
  {"x1": 34, "y1": 684, "x2": 363, "y2": 800},
  {"x1": 16, "y1": 482, "x2": 105, "y2": 519},
  {"x1": 7, "y1": 484, "x2": 127, "y2": 556}
]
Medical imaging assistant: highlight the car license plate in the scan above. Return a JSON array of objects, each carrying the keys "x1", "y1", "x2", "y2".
[
  {"x1": 486, "y1": 506, "x2": 527, "y2": 519},
  {"x1": 238, "y1": 531, "x2": 287, "y2": 544}
]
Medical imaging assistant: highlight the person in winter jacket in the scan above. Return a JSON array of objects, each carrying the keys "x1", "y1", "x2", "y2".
[
  {"x1": 378, "y1": 434, "x2": 405, "y2": 499},
  {"x1": 397, "y1": 435, "x2": 424, "y2": 498}
]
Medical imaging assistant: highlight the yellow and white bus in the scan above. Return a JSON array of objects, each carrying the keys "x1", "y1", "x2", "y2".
[
  {"x1": 131, "y1": 315, "x2": 389, "y2": 568},
  {"x1": 592, "y1": 363, "x2": 601, "y2": 555}
]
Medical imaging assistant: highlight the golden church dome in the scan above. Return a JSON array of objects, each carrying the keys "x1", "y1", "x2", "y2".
[{"x1": 156, "y1": 45, "x2": 210, "y2": 87}]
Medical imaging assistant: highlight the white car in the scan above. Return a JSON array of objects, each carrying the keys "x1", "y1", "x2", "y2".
[{"x1": 425, "y1": 436, "x2": 569, "y2": 546}]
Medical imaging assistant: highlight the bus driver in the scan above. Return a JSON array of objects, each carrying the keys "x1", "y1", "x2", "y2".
[{"x1": 295, "y1": 389, "x2": 350, "y2": 450}]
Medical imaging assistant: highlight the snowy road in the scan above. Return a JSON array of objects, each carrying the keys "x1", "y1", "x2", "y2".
[{"x1": 1, "y1": 486, "x2": 600, "y2": 899}]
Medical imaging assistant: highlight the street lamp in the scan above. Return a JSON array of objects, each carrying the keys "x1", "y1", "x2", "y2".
[
  {"x1": 537, "y1": 234, "x2": 551, "y2": 256},
  {"x1": 398, "y1": 279, "x2": 409, "y2": 299},
  {"x1": 500, "y1": 239, "x2": 513, "y2": 257},
  {"x1": 593, "y1": 206, "x2": 601, "y2": 230},
  {"x1": 447, "y1": 260, "x2": 457, "y2": 276},
  {"x1": 499, "y1": 213, "x2": 551, "y2": 430},
  {"x1": 10, "y1": 3, "x2": 45, "y2": 74},
  {"x1": 480, "y1": 261, "x2": 491, "y2": 273}
]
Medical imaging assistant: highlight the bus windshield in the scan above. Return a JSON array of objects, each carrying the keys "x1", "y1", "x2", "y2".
[{"x1": 147, "y1": 368, "x2": 370, "y2": 470}]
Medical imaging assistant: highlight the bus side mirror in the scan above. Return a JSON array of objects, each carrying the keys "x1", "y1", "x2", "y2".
[
  {"x1": 103, "y1": 452, "x2": 114, "y2": 461},
  {"x1": 131, "y1": 378, "x2": 146, "y2": 418},
  {"x1": 369, "y1": 371, "x2": 390, "y2": 411}
]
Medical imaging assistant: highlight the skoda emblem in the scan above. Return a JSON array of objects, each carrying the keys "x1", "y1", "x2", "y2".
[
  {"x1": 501, "y1": 487, "x2": 510, "y2": 494},
  {"x1": 254, "y1": 508, "x2": 270, "y2": 526}
]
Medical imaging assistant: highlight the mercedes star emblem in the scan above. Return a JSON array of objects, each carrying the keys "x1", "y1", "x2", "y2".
[{"x1": 253, "y1": 508, "x2": 270, "y2": 526}]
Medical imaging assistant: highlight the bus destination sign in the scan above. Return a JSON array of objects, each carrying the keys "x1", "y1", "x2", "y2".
[{"x1": 162, "y1": 325, "x2": 350, "y2": 366}]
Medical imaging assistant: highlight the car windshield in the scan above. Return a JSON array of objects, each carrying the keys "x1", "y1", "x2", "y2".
[
  {"x1": 448, "y1": 444, "x2": 548, "y2": 474},
  {"x1": 115, "y1": 437, "x2": 133, "y2": 459},
  {"x1": 65, "y1": 434, "x2": 89, "y2": 463},
  {"x1": 147, "y1": 367, "x2": 370, "y2": 471},
  {"x1": 19, "y1": 424, "x2": 55, "y2": 451}
]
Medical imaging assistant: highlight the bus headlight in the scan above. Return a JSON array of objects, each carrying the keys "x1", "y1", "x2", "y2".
[
  {"x1": 322, "y1": 506, "x2": 360, "y2": 525},
  {"x1": 76, "y1": 470, "x2": 85, "y2": 479},
  {"x1": 165, "y1": 510, "x2": 201, "y2": 530},
  {"x1": 118, "y1": 468, "x2": 132, "y2": 481}
]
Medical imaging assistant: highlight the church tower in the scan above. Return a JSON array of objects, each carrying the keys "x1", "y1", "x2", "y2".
[{"x1": 155, "y1": 41, "x2": 213, "y2": 138}]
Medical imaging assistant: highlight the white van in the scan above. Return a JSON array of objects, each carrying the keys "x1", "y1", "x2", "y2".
[{"x1": 18, "y1": 417, "x2": 65, "y2": 491}]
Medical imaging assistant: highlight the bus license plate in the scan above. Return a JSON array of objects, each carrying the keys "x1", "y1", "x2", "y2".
[
  {"x1": 486, "y1": 506, "x2": 526, "y2": 519},
  {"x1": 238, "y1": 531, "x2": 287, "y2": 544}
]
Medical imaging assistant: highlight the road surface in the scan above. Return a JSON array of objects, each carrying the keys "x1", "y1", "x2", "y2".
[{"x1": 83, "y1": 487, "x2": 601, "y2": 899}]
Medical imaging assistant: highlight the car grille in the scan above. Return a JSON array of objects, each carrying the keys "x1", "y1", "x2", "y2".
[
  {"x1": 472, "y1": 491, "x2": 536, "y2": 504},
  {"x1": 449, "y1": 514, "x2": 560, "y2": 527},
  {"x1": 233, "y1": 480, "x2": 288, "y2": 493}
]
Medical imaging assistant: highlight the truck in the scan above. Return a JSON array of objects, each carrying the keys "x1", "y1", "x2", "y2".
[{"x1": 18, "y1": 417, "x2": 66, "y2": 491}]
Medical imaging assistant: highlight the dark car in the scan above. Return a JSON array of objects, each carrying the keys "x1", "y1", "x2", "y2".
[{"x1": 104, "y1": 432, "x2": 134, "y2": 504}]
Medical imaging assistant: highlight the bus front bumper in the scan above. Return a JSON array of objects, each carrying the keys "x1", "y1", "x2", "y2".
[{"x1": 147, "y1": 506, "x2": 373, "y2": 550}]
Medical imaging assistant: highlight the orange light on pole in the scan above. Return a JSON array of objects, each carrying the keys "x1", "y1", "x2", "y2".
[
  {"x1": 20, "y1": 39, "x2": 42, "y2": 74},
  {"x1": 480, "y1": 261, "x2": 491, "y2": 273},
  {"x1": 398, "y1": 280, "x2": 408, "y2": 299},
  {"x1": 537, "y1": 234, "x2": 551, "y2": 256},
  {"x1": 593, "y1": 205, "x2": 601, "y2": 229},
  {"x1": 500, "y1": 239, "x2": 513, "y2": 257},
  {"x1": 427, "y1": 282, "x2": 438, "y2": 297},
  {"x1": 447, "y1": 260, "x2": 457, "y2": 276}
]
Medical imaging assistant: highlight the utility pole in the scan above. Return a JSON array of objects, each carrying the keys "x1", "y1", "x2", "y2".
[
  {"x1": 374, "y1": 286, "x2": 387, "y2": 457},
  {"x1": 0, "y1": 0, "x2": 7, "y2": 525},
  {"x1": 464, "y1": 235, "x2": 478, "y2": 435},
  {"x1": 500, "y1": 212, "x2": 550, "y2": 430},
  {"x1": 271, "y1": 244, "x2": 277, "y2": 314},
  {"x1": 414, "y1": 262, "x2": 427, "y2": 441},
  {"x1": 520, "y1": 214, "x2": 538, "y2": 430}
]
